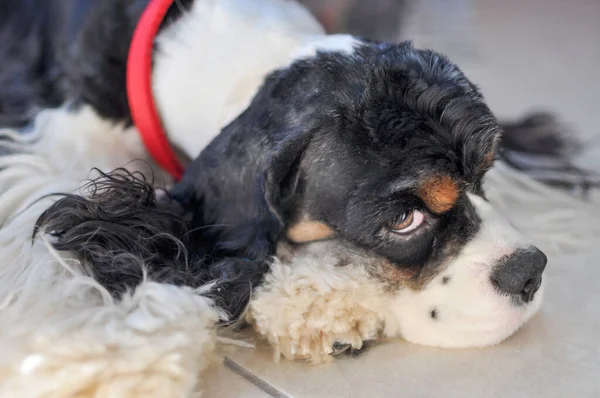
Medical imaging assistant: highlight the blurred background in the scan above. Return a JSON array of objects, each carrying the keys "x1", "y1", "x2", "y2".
[{"x1": 300, "y1": 0, "x2": 600, "y2": 190}]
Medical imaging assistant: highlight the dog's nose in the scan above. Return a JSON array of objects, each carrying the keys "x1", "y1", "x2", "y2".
[{"x1": 491, "y1": 247, "x2": 547, "y2": 303}]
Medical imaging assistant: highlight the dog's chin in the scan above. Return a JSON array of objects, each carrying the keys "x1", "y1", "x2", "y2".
[{"x1": 389, "y1": 277, "x2": 545, "y2": 349}]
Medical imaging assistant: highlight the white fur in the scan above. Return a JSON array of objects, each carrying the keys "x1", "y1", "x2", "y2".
[
  {"x1": 153, "y1": 0, "x2": 358, "y2": 158},
  {"x1": 249, "y1": 244, "x2": 386, "y2": 364}
]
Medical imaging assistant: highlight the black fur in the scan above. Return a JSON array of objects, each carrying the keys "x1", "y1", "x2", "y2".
[
  {"x1": 0, "y1": 0, "x2": 67, "y2": 127},
  {"x1": 0, "y1": 0, "x2": 194, "y2": 127},
  {"x1": 499, "y1": 112, "x2": 580, "y2": 156},
  {"x1": 34, "y1": 169, "x2": 267, "y2": 320}
]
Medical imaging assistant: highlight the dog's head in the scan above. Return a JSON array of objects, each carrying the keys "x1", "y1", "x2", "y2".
[
  {"x1": 36, "y1": 40, "x2": 546, "y2": 348},
  {"x1": 181, "y1": 41, "x2": 546, "y2": 347}
]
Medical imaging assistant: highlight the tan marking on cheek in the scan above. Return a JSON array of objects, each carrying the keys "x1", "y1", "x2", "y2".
[
  {"x1": 387, "y1": 266, "x2": 433, "y2": 290},
  {"x1": 368, "y1": 260, "x2": 422, "y2": 291},
  {"x1": 369, "y1": 258, "x2": 449, "y2": 292},
  {"x1": 417, "y1": 175, "x2": 460, "y2": 214},
  {"x1": 287, "y1": 220, "x2": 334, "y2": 243},
  {"x1": 368, "y1": 234, "x2": 467, "y2": 291}
]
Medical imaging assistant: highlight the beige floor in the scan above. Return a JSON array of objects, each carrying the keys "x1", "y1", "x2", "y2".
[
  {"x1": 212, "y1": 252, "x2": 600, "y2": 398},
  {"x1": 205, "y1": 1, "x2": 600, "y2": 396},
  {"x1": 406, "y1": 0, "x2": 600, "y2": 169}
]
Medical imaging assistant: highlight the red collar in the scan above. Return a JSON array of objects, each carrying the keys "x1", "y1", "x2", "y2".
[{"x1": 127, "y1": 0, "x2": 184, "y2": 181}]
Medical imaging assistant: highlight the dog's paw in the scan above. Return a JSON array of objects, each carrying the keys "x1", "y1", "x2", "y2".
[{"x1": 248, "y1": 258, "x2": 385, "y2": 364}]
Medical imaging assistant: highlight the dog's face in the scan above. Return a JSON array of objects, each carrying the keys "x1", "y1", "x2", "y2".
[
  {"x1": 185, "y1": 41, "x2": 547, "y2": 347},
  {"x1": 386, "y1": 194, "x2": 546, "y2": 347},
  {"x1": 265, "y1": 44, "x2": 548, "y2": 347}
]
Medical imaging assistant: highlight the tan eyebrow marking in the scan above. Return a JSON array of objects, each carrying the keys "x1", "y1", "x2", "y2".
[{"x1": 417, "y1": 175, "x2": 460, "y2": 214}]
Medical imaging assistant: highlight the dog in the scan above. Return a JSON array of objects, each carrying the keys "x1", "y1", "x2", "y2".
[{"x1": 3, "y1": 0, "x2": 586, "y2": 373}]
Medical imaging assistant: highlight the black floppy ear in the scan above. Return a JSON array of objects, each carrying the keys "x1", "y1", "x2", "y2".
[
  {"x1": 264, "y1": 133, "x2": 340, "y2": 244},
  {"x1": 174, "y1": 125, "x2": 313, "y2": 263},
  {"x1": 33, "y1": 168, "x2": 272, "y2": 320},
  {"x1": 263, "y1": 131, "x2": 310, "y2": 220},
  {"x1": 170, "y1": 60, "x2": 336, "y2": 259},
  {"x1": 248, "y1": 133, "x2": 312, "y2": 256},
  {"x1": 34, "y1": 169, "x2": 198, "y2": 293}
]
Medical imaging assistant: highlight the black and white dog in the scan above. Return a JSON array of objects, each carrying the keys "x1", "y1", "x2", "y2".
[{"x1": 2, "y1": 0, "x2": 580, "y2": 370}]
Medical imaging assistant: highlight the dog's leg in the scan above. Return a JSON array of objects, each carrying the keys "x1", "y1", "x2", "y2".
[{"x1": 248, "y1": 244, "x2": 388, "y2": 364}]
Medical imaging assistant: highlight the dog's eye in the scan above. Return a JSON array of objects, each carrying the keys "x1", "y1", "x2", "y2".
[{"x1": 389, "y1": 210, "x2": 425, "y2": 234}]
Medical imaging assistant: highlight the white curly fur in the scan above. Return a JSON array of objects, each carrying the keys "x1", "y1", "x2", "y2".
[
  {"x1": 249, "y1": 245, "x2": 386, "y2": 364},
  {"x1": 248, "y1": 251, "x2": 382, "y2": 363}
]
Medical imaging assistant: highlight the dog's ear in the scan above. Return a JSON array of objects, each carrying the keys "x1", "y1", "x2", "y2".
[
  {"x1": 267, "y1": 132, "x2": 336, "y2": 245},
  {"x1": 34, "y1": 168, "x2": 270, "y2": 321},
  {"x1": 34, "y1": 169, "x2": 195, "y2": 291},
  {"x1": 174, "y1": 125, "x2": 314, "y2": 262},
  {"x1": 263, "y1": 130, "x2": 310, "y2": 219}
]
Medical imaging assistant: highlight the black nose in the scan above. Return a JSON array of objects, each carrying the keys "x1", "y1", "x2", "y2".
[{"x1": 491, "y1": 247, "x2": 547, "y2": 303}]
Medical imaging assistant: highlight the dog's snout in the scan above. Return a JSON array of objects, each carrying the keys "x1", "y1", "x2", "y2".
[{"x1": 491, "y1": 247, "x2": 547, "y2": 303}]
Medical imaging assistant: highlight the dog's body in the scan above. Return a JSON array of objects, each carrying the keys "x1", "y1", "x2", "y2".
[{"x1": 0, "y1": 1, "x2": 598, "y2": 394}]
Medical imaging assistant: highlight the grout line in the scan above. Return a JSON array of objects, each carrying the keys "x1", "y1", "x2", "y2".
[{"x1": 223, "y1": 357, "x2": 291, "y2": 398}]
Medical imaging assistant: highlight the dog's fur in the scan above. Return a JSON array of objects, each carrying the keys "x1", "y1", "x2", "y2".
[{"x1": 1, "y1": 0, "x2": 599, "y2": 394}]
